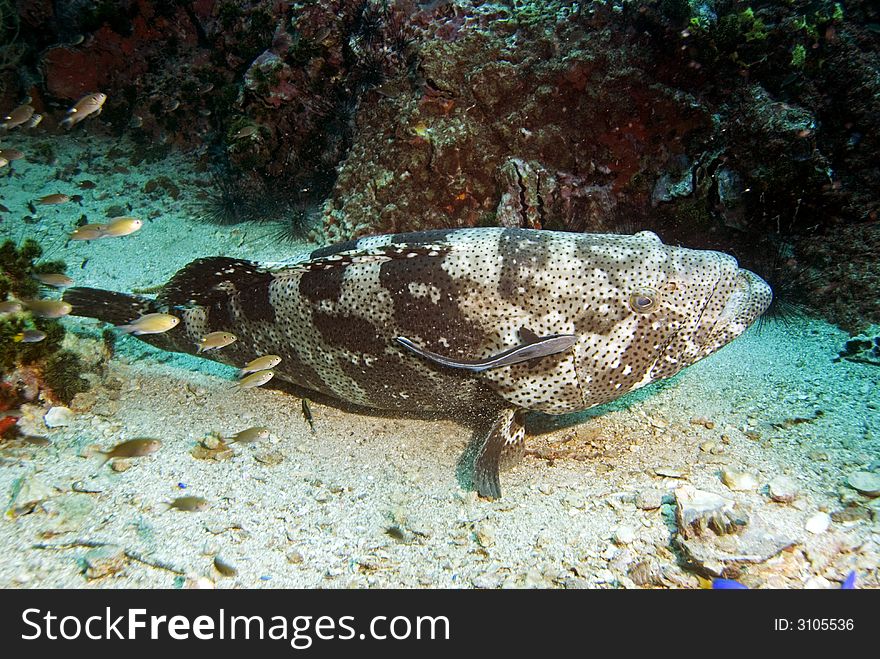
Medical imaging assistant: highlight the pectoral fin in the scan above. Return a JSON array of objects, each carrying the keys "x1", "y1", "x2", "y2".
[
  {"x1": 473, "y1": 407, "x2": 526, "y2": 499},
  {"x1": 396, "y1": 332, "x2": 577, "y2": 372}
]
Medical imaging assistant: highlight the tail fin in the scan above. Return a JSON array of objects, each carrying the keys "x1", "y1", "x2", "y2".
[{"x1": 63, "y1": 287, "x2": 158, "y2": 325}]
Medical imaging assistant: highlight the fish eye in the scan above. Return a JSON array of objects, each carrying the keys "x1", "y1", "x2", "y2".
[{"x1": 629, "y1": 288, "x2": 659, "y2": 313}]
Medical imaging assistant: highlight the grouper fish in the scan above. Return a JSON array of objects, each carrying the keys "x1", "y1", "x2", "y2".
[{"x1": 63, "y1": 228, "x2": 772, "y2": 498}]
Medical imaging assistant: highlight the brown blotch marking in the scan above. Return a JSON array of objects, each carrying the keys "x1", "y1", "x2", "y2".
[
  {"x1": 299, "y1": 261, "x2": 346, "y2": 304},
  {"x1": 276, "y1": 344, "x2": 333, "y2": 395},
  {"x1": 605, "y1": 317, "x2": 669, "y2": 392},
  {"x1": 203, "y1": 299, "x2": 233, "y2": 333},
  {"x1": 648, "y1": 330, "x2": 692, "y2": 382},
  {"x1": 160, "y1": 257, "x2": 276, "y2": 324},
  {"x1": 572, "y1": 297, "x2": 630, "y2": 336},
  {"x1": 311, "y1": 311, "x2": 387, "y2": 355},
  {"x1": 338, "y1": 351, "x2": 488, "y2": 411},
  {"x1": 160, "y1": 258, "x2": 251, "y2": 306},
  {"x1": 237, "y1": 273, "x2": 276, "y2": 324},
  {"x1": 339, "y1": 353, "x2": 432, "y2": 409},
  {"x1": 378, "y1": 248, "x2": 484, "y2": 356},
  {"x1": 62, "y1": 287, "x2": 157, "y2": 325}
]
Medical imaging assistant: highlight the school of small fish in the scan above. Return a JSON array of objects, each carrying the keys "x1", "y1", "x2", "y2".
[
  {"x1": 0, "y1": 91, "x2": 122, "y2": 346},
  {"x1": 0, "y1": 96, "x2": 279, "y2": 416}
]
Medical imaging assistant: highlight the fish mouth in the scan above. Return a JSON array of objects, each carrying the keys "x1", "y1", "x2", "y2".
[
  {"x1": 700, "y1": 267, "x2": 773, "y2": 351},
  {"x1": 724, "y1": 268, "x2": 773, "y2": 328}
]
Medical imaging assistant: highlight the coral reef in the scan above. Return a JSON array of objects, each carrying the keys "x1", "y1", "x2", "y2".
[
  {"x1": 0, "y1": 240, "x2": 88, "y2": 427},
  {"x1": 3, "y1": 0, "x2": 878, "y2": 327},
  {"x1": 318, "y1": 2, "x2": 713, "y2": 240},
  {"x1": 313, "y1": 0, "x2": 878, "y2": 328},
  {"x1": 223, "y1": 0, "x2": 421, "y2": 222}
]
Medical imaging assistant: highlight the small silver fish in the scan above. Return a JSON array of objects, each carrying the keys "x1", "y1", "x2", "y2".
[
  {"x1": 69, "y1": 224, "x2": 106, "y2": 241},
  {"x1": 162, "y1": 496, "x2": 208, "y2": 512},
  {"x1": 197, "y1": 331, "x2": 237, "y2": 353},
  {"x1": 239, "y1": 355, "x2": 282, "y2": 375},
  {"x1": 233, "y1": 125, "x2": 258, "y2": 140},
  {"x1": 0, "y1": 148, "x2": 24, "y2": 161},
  {"x1": 100, "y1": 217, "x2": 142, "y2": 237},
  {"x1": 33, "y1": 273, "x2": 74, "y2": 288},
  {"x1": 15, "y1": 329, "x2": 46, "y2": 343},
  {"x1": 0, "y1": 300, "x2": 23, "y2": 315},
  {"x1": 94, "y1": 438, "x2": 162, "y2": 469},
  {"x1": 1, "y1": 104, "x2": 34, "y2": 130},
  {"x1": 226, "y1": 426, "x2": 270, "y2": 444},
  {"x1": 60, "y1": 92, "x2": 107, "y2": 129},
  {"x1": 235, "y1": 370, "x2": 274, "y2": 390},
  {"x1": 23, "y1": 299, "x2": 72, "y2": 318},
  {"x1": 117, "y1": 313, "x2": 180, "y2": 335},
  {"x1": 37, "y1": 193, "x2": 71, "y2": 205}
]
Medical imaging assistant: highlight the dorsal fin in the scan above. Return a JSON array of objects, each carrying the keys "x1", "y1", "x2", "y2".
[
  {"x1": 158, "y1": 257, "x2": 264, "y2": 307},
  {"x1": 291, "y1": 244, "x2": 450, "y2": 273}
]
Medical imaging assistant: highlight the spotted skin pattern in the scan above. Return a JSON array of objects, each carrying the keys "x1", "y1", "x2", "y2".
[{"x1": 64, "y1": 228, "x2": 772, "y2": 498}]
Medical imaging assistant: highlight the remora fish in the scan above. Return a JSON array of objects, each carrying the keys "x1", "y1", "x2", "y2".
[{"x1": 63, "y1": 228, "x2": 772, "y2": 498}]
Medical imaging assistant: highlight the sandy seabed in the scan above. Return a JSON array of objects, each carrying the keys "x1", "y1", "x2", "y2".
[{"x1": 0, "y1": 131, "x2": 877, "y2": 589}]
